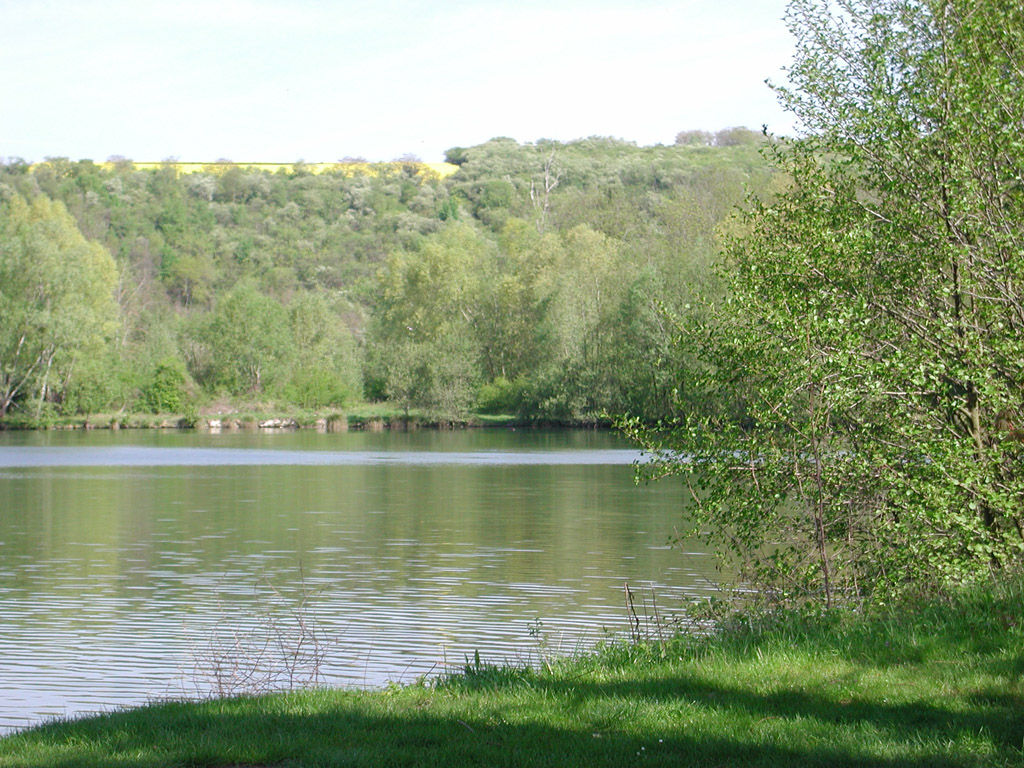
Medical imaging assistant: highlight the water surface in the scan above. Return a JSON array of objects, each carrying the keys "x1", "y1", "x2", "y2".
[{"x1": 0, "y1": 429, "x2": 712, "y2": 733}]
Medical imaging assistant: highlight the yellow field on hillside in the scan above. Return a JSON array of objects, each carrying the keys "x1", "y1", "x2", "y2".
[{"x1": 106, "y1": 160, "x2": 460, "y2": 178}]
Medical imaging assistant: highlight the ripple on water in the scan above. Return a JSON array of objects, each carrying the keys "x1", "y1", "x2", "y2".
[{"x1": 0, "y1": 432, "x2": 712, "y2": 734}]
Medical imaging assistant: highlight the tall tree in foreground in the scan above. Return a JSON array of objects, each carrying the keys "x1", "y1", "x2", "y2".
[{"x1": 627, "y1": 0, "x2": 1024, "y2": 605}]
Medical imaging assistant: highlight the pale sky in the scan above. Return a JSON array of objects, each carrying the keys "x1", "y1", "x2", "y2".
[{"x1": 0, "y1": 0, "x2": 795, "y2": 164}]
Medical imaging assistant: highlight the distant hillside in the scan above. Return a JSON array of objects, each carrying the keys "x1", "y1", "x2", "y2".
[{"x1": 0, "y1": 135, "x2": 777, "y2": 423}]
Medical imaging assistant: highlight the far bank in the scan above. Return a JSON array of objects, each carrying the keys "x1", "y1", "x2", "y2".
[{"x1": 0, "y1": 404, "x2": 614, "y2": 433}]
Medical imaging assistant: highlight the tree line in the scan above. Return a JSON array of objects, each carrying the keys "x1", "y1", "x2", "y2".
[{"x1": 0, "y1": 136, "x2": 775, "y2": 424}]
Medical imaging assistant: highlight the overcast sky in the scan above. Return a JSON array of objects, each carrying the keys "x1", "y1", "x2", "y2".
[{"x1": 0, "y1": 0, "x2": 795, "y2": 164}]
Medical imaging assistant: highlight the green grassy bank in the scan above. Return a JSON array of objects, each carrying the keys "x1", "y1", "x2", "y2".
[{"x1": 2, "y1": 578, "x2": 1022, "y2": 768}]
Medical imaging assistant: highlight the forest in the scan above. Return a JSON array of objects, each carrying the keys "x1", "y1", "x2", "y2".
[{"x1": 0, "y1": 127, "x2": 775, "y2": 425}]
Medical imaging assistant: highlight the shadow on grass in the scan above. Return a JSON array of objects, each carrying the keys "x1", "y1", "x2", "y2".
[
  {"x1": 4, "y1": 679, "x2": 1021, "y2": 768},
  {"x1": 523, "y1": 671, "x2": 1024, "y2": 752}
]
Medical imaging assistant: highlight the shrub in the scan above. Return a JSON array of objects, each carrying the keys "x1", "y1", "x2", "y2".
[{"x1": 143, "y1": 358, "x2": 188, "y2": 414}]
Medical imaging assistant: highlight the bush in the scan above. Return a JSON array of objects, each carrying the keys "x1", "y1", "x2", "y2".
[
  {"x1": 475, "y1": 376, "x2": 526, "y2": 415},
  {"x1": 143, "y1": 358, "x2": 188, "y2": 414},
  {"x1": 283, "y1": 367, "x2": 354, "y2": 409},
  {"x1": 60, "y1": 353, "x2": 131, "y2": 417}
]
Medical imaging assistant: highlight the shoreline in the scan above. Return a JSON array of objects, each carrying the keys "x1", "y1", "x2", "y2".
[
  {"x1": 2, "y1": 576, "x2": 1021, "y2": 766},
  {"x1": 0, "y1": 410, "x2": 613, "y2": 434}
]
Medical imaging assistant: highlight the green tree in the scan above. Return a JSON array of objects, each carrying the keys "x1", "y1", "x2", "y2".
[
  {"x1": 675, "y1": 129, "x2": 714, "y2": 146},
  {"x1": 527, "y1": 225, "x2": 625, "y2": 421},
  {"x1": 374, "y1": 331, "x2": 479, "y2": 421},
  {"x1": 62, "y1": 349, "x2": 134, "y2": 419},
  {"x1": 375, "y1": 223, "x2": 488, "y2": 337},
  {"x1": 370, "y1": 223, "x2": 489, "y2": 419},
  {"x1": 191, "y1": 284, "x2": 292, "y2": 395},
  {"x1": 284, "y1": 292, "x2": 362, "y2": 408},
  {"x1": 141, "y1": 357, "x2": 188, "y2": 414},
  {"x1": 470, "y1": 218, "x2": 553, "y2": 384},
  {"x1": 628, "y1": 0, "x2": 1024, "y2": 605},
  {"x1": 0, "y1": 196, "x2": 118, "y2": 417}
]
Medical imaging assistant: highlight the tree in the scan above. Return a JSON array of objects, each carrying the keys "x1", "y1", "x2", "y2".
[
  {"x1": 526, "y1": 225, "x2": 625, "y2": 421},
  {"x1": 443, "y1": 147, "x2": 469, "y2": 166},
  {"x1": 284, "y1": 292, "x2": 362, "y2": 408},
  {"x1": 191, "y1": 284, "x2": 292, "y2": 395},
  {"x1": 628, "y1": 0, "x2": 1024, "y2": 605},
  {"x1": 0, "y1": 196, "x2": 118, "y2": 417},
  {"x1": 712, "y1": 127, "x2": 763, "y2": 147},
  {"x1": 370, "y1": 223, "x2": 488, "y2": 419},
  {"x1": 374, "y1": 332, "x2": 479, "y2": 421},
  {"x1": 675, "y1": 130, "x2": 713, "y2": 146}
]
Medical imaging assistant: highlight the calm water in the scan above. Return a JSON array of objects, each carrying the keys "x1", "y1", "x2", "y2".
[{"x1": 0, "y1": 429, "x2": 713, "y2": 733}]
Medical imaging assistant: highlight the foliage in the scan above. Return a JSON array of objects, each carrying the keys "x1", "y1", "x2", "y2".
[
  {"x1": 284, "y1": 291, "x2": 362, "y2": 408},
  {"x1": 61, "y1": 351, "x2": 133, "y2": 418},
  {"x1": 283, "y1": 367, "x2": 353, "y2": 409},
  {"x1": 369, "y1": 223, "x2": 489, "y2": 419},
  {"x1": 372, "y1": 332, "x2": 479, "y2": 421},
  {"x1": 1, "y1": 137, "x2": 776, "y2": 421},
  {"x1": 141, "y1": 357, "x2": 188, "y2": 414},
  {"x1": 0, "y1": 195, "x2": 118, "y2": 417},
  {"x1": 628, "y1": 0, "x2": 1024, "y2": 605},
  {"x1": 475, "y1": 376, "x2": 527, "y2": 415},
  {"x1": 189, "y1": 283, "x2": 292, "y2": 395}
]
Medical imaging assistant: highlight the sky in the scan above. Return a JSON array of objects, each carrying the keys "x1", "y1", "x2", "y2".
[{"x1": 0, "y1": 0, "x2": 795, "y2": 164}]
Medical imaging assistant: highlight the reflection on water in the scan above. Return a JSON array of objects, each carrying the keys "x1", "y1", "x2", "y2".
[
  {"x1": 0, "y1": 429, "x2": 713, "y2": 733},
  {"x1": 0, "y1": 446, "x2": 642, "y2": 467}
]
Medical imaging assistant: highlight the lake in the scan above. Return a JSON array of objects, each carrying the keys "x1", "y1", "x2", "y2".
[{"x1": 0, "y1": 428, "x2": 714, "y2": 733}]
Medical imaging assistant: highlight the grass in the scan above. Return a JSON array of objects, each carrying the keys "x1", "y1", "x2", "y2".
[{"x1": 2, "y1": 577, "x2": 1022, "y2": 767}]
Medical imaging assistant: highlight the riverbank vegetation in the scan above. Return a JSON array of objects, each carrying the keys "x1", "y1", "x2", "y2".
[
  {"x1": 1, "y1": 573, "x2": 1021, "y2": 767},
  {"x1": 0, "y1": 401, "x2": 522, "y2": 432},
  {"x1": 627, "y1": 0, "x2": 1024, "y2": 607},
  {"x1": 0, "y1": 130, "x2": 774, "y2": 429}
]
